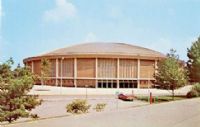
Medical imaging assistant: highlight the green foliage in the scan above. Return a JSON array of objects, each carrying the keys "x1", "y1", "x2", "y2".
[
  {"x1": 136, "y1": 96, "x2": 186, "y2": 103},
  {"x1": 186, "y1": 89, "x2": 199, "y2": 98},
  {"x1": 192, "y1": 83, "x2": 200, "y2": 94},
  {"x1": 155, "y1": 49, "x2": 188, "y2": 99},
  {"x1": 187, "y1": 37, "x2": 200, "y2": 82},
  {"x1": 187, "y1": 83, "x2": 200, "y2": 98},
  {"x1": 40, "y1": 58, "x2": 51, "y2": 85},
  {"x1": 0, "y1": 59, "x2": 41, "y2": 123},
  {"x1": 94, "y1": 103, "x2": 106, "y2": 112},
  {"x1": 30, "y1": 114, "x2": 39, "y2": 119},
  {"x1": 0, "y1": 58, "x2": 14, "y2": 82},
  {"x1": 66, "y1": 99, "x2": 91, "y2": 114}
]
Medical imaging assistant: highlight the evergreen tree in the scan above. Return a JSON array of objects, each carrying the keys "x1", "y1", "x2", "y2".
[
  {"x1": 155, "y1": 49, "x2": 188, "y2": 100},
  {"x1": 40, "y1": 58, "x2": 51, "y2": 85},
  {"x1": 187, "y1": 37, "x2": 200, "y2": 82},
  {"x1": 0, "y1": 59, "x2": 41, "y2": 123}
]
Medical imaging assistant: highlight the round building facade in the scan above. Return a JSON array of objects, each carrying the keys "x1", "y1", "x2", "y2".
[{"x1": 23, "y1": 43, "x2": 165, "y2": 89}]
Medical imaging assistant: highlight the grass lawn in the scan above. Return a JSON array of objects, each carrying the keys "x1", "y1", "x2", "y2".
[{"x1": 136, "y1": 95, "x2": 187, "y2": 103}]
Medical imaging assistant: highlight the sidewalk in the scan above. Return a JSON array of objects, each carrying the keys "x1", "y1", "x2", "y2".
[{"x1": 28, "y1": 85, "x2": 192, "y2": 96}]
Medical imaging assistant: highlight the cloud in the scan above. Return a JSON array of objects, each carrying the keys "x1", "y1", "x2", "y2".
[
  {"x1": 84, "y1": 32, "x2": 97, "y2": 42},
  {"x1": 43, "y1": 0, "x2": 77, "y2": 22}
]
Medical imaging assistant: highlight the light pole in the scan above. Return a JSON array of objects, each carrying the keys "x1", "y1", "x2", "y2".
[
  {"x1": 115, "y1": 91, "x2": 119, "y2": 110},
  {"x1": 85, "y1": 85, "x2": 88, "y2": 100},
  {"x1": 148, "y1": 71, "x2": 150, "y2": 102}
]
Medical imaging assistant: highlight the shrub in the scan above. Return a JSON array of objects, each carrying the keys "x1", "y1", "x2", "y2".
[
  {"x1": 186, "y1": 83, "x2": 200, "y2": 98},
  {"x1": 186, "y1": 89, "x2": 199, "y2": 98},
  {"x1": 94, "y1": 103, "x2": 106, "y2": 112},
  {"x1": 66, "y1": 99, "x2": 91, "y2": 114},
  {"x1": 30, "y1": 114, "x2": 39, "y2": 119},
  {"x1": 192, "y1": 83, "x2": 200, "y2": 95}
]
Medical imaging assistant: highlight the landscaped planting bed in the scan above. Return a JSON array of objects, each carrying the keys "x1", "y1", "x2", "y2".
[{"x1": 136, "y1": 95, "x2": 187, "y2": 103}]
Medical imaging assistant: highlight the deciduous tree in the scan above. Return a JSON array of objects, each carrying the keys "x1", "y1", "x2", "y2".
[
  {"x1": 155, "y1": 49, "x2": 188, "y2": 100},
  {"x1": 40, "y1": 58, "x2": 51, "y2": 85}
]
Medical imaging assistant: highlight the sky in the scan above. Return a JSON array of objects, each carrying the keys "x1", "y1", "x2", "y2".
[{"x1": 0, "y1": 0, "x2": 200, "y2": 67}]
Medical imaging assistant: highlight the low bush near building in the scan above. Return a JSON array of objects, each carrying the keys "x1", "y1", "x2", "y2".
[
  {"x1": 66, "y1": 99, "x2": 91, "y2": 114},
  {"x1": 192, "y1": 83, "x2": 200, "y2": 94},
  {"x1": 186, "y1": 89, "x2": 199, "y2": 98},
  {"x1": 94, "y1": 103, "x2": 106, "y2": 112},
  {"x1": 187, "y1": 83, "x2": 200, "y2": 98},
  {"x1": 136, "y1": 96, "x2": 186, "y2": 103},
  {"x1": 30, "y1": 114, "x2": 39, "y2": 119}
]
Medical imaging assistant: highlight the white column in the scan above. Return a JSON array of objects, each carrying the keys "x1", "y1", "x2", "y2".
[
  {"x1": 155, "y1": 60, "x2": 158, "y2": 74},
  {"x1": 31, "y1": 61, "x2": 34, "y2": 73},
  {"x1": 74, "y1": 58, "x2": 77, "y2": 87},
  {"x1": 117, "y1": 58, "x2": 120, "y2": 88},
  {"x1": 137, "y1": 59, "x2": 140, "y2": 89},
  {"x1": 95, "y1": 58, "x2": 98, "y2": 88},
  {"x1": 106, "y1": 80, "x2": 108, "y2": 88},
  {"x1": 56, "y1": 58, "x2": 58, "y2": 86},
  {"x1": 61, "y1": 57, "x2": 64, "y2": 88}
]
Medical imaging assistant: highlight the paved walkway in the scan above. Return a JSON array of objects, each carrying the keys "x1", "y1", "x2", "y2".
[
  {"x1": 29, "y1": 85, "x2": 192, "y2": 96},
  {"x1": 6, "y1": 98, "x2": 200, "y2": 127}
]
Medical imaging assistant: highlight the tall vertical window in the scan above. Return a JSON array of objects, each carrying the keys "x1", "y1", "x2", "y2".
[{"x1": 98, "y1": 59, "x2": 117, "y2": 78}]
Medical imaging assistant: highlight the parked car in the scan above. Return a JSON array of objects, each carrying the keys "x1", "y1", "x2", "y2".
[{"x1": 118, "y1": 94, "x2": 134, "y2": 101}]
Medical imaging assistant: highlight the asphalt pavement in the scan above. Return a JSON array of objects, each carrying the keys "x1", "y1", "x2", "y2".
[{"x1": 5, "y1": 98, "x2": 200, "y2": 127}]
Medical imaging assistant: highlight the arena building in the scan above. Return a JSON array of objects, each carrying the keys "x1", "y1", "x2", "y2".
[{"x1": 23, "y1": 43, "x2": 165, "y2": 89}]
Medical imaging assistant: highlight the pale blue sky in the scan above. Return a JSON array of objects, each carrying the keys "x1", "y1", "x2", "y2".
[{"x1": 0, "y1": 0, "x2": 200, "y2": 66}]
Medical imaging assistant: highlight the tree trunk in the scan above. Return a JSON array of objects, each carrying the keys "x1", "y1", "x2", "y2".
[
  {"x1": 41, "y1": 79, "x2": 44, "y2": 86},
  {"x1": 9, "y1": 102, "x2": 12, "y2": 123},
  {"x1": 8, "y1": 118, "x2": 12, "y2": 123},
  {"x1": 172, "y1": 84, "x2": 175, "y2": 101}
]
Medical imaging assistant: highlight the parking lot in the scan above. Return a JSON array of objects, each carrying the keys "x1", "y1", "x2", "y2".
[{"x1": 31, "y1": 95, "x2": 148, "y2": 118}]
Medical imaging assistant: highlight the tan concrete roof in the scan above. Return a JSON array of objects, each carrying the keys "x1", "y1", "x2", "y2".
[{"x1": 40, "y1": 42, "x2": 165, "y2": 58}]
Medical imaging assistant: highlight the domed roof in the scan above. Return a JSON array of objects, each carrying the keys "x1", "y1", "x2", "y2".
[
  {"x1": 41, "y1": 42, "x2": 165, "y2": 57},
  {"x1": 24, "y1": 42, "x2": 165, "y2": 62}
]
